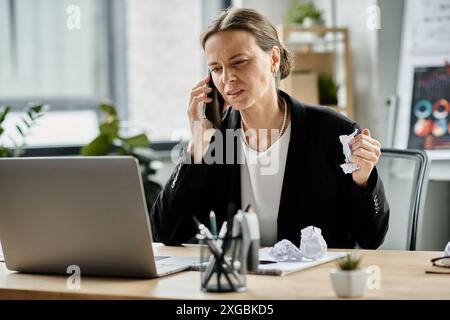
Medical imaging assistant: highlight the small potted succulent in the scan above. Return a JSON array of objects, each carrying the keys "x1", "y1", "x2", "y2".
[{"x1": 329, "y1": 253, "x2": 370, "y2": 298}]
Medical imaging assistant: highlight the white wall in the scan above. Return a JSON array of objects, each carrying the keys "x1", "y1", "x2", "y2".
[
  {"x1": 333, "y1": 0, "x2": 380, "y2": 138},
  {"x1": 126, "y1": 0, "x2": 204, "y2": 141}
]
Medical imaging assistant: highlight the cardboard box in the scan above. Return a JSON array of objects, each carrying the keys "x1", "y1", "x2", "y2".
[
  {"x1": 292, "y1": 52, "x2": 334, "y2": 75},
  {"x1": 285, "y1": 71, "x2": 319, "y2": 105}
]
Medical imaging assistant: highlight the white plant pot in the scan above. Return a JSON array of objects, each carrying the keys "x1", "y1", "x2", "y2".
[
  {"x1": 329, "y1": 268, "x2": 370, "y2": 298},
  {"x1": 302, "y1": 17, "x2": 322, "y2": 28},
  {"x1": 288, "y1": 19, "x2": 325, "y2": 44}
]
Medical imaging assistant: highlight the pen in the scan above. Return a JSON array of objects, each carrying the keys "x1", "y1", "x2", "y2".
[
  {"x1": 259, "y1": 260, "x2": 277, "y2": 265},
  {"x1": 193, "y1": 216, "x2": 215, "y2": 240},
  {"x1": 209, "y1": 211, "x2": 218, "y2": 238},
  {"x1": 216, "y1": 221, "x2": 228, "y2": 249},
  {"x1": 218, "y1": 221, "x2": 227, "y2": 239},
  {"x1": 193, "y1": 216, "x2": 222, "y2": 257}
]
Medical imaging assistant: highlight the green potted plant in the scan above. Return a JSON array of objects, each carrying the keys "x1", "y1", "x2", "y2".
[
  {"x1": 81, "y1": 102, "x2": 162, "y2": 210},
  {"x1": 0, "y1": 103, "x2": 48, "y2": 157},
  {"x1": 318, "y1": 74, "x2": 339, "y2": 106},
  {"x1": 329, "y1": 252, "x2": 370, "y2": 298},
  {"x1": 286, "y1": 2, "x2": 324, "y2": 27},
  {"x1": 285, "y1": 2, "x2": 326, "y2": 42}
]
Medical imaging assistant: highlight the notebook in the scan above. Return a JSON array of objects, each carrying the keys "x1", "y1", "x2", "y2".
[
  {"x1": 190, "y1": 248, "x2": 348, "y2": 276},
  {"x1": 255, "y1": 248, "x2": 348, "y2": 276}
]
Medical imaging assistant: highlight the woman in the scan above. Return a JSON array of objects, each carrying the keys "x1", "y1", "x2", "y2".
[{"x1": 151, "y1": 8, "x2": 389, "y2": 249}]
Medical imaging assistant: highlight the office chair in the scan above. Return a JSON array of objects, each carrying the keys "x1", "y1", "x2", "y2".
[{"x1": 377, "y1": 148, "x2": 430, "y2": 250}]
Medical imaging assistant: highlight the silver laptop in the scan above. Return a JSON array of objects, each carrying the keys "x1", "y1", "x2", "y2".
[{"x1": 0, "y1": 156, "x2": 197, "y2": 278}]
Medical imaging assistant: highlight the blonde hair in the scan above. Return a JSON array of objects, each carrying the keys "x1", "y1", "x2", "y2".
[{"x1": 200, "y1": 8, "x2": 293, "y2": 80}]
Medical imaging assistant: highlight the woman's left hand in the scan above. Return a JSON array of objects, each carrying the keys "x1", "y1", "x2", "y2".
[{"x1": 349, "y1": 128, "x2": 381, "y2": 188}]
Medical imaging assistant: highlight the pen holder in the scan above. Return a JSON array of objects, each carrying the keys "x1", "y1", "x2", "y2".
[{"x1": 197, "y1": 234, "x2": 247, "y2": 292}]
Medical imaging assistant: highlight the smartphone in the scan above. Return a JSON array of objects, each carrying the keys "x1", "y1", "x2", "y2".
[{"x1": 204, "y1": 73, "x2": 225, "y2": 129}]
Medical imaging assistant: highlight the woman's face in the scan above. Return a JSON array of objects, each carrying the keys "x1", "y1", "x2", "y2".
[{"x1": 204, "y1": 30, "x2": 280, "y2": 111}]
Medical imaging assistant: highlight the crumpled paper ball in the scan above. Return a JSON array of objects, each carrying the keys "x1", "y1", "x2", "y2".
[
  {"x1": 339, "y1": 129, "x2": 359, "y2": 174},
  {"x1": 268, "y1": 239, "x2": 303, "y2": 262},
  {"x1": 299, "y1": 226, "x2": 327, "y2": 260},
  {"x1": 267, "y1": 226, "x2": 328, "y2": 262}
]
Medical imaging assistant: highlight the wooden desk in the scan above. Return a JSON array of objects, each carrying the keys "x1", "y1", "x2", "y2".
[{"x1": 0, "y1": 244, "x2": 448, "y2": 299}]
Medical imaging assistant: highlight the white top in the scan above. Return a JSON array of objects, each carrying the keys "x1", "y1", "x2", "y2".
[{"x1": 240, "y1": 122, "x2": 291, "y2": 246}]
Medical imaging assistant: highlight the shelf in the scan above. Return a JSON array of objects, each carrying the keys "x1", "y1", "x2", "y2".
[{"x1": 277, "y1": 25, "x2": 354, "y2": 119}]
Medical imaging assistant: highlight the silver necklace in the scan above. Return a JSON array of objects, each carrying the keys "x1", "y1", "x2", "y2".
[
  {"x1": 241, "y1": 97, "x2": 288, "y2": 138},
  {"x1": 279, "y1": 97, "x2": 288, "y2": 138}
]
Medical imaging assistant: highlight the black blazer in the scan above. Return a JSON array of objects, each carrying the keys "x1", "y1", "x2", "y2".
[{"x1": 150, "y1": 90, "x2": 389, "y2": 249}]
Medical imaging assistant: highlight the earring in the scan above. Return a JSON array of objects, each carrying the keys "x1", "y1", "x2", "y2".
[{"x1": 272, "y1": 66, "x2": 279, "y2": 78}]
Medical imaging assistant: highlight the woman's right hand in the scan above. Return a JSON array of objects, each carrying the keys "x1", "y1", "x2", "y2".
[{"x1": 186, "y1": 74, "x2": 215, "y2": 161}]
